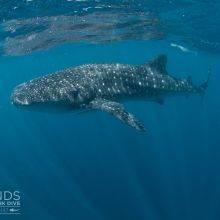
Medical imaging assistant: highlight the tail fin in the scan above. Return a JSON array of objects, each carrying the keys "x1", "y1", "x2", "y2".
[
  {"x1": 196, "y1": 69, "x2": 211, "y2": 104},
  {"x1": 197, "y1": 68, "x2": 211, "y2": 94}
]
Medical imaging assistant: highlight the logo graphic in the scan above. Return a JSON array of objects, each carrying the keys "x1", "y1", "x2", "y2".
[{"x1": 0, "y1": 191, "x2": 21, "y2": 215}]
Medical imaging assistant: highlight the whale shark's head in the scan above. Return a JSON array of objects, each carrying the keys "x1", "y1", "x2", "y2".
[
  {"x1": 11, "y1": 81, "x2": 79, "y2": 113},
  {"x1": 11, "y1": 83, "x2": 34, "y2": 106},
  {"x1": 11, "y1": 81, "x2": 40, "y2": 106}
]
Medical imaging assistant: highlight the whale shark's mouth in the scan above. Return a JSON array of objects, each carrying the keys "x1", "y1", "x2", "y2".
[
  {"x1": 12, "y1": 100, "x2": 76, "y2": 114},
  {"x1": 12, "y1": 97, "x2": 30, "y2": 106},
  {"x1": 11, "y1": 91, "x2": 32, "y2": 106},
  {"x1": 12, "y1": 99, "x2": 30, "y2": 106}
]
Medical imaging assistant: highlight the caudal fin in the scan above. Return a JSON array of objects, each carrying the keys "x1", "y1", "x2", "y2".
[{"x1": 197, "y1": 68, "x2": 211, "y2": 94}]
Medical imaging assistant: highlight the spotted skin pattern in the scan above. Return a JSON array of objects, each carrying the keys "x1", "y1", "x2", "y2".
[{"x1": 11, "y1": 55, "x2": 208, "y2": 131}]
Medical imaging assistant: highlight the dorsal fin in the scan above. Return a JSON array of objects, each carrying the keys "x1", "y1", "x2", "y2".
[{"x1": 148, "y1": 54, "x2": 168, "y2": 75}]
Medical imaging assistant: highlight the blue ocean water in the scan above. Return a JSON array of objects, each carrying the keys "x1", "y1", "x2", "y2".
[{"x1": 0, "y1": 1, "x2": 220, "y2": 219}]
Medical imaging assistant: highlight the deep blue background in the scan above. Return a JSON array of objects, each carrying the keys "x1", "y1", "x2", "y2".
[{"x1": 0, "y1": 40, "x2": 220, "y2": 219}]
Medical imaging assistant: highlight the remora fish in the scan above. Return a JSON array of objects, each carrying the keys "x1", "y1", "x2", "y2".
[{"x1": 11, "y1": 55, "x2": 210, "y2": 131}]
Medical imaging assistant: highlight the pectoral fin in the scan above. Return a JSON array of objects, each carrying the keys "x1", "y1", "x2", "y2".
[{"x1": 90, "y1": 99, "x2": 146, "y2": 132}]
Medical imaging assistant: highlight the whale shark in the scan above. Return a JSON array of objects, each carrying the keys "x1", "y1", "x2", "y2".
[{"x1": 11, "y1": 55, "x2": 209, "y2": 131}]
